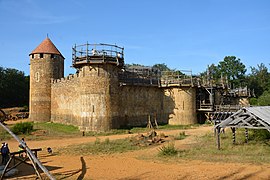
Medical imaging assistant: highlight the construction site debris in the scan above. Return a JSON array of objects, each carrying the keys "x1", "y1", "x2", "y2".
[
  {"x1": 0, "y1": 107, "x2": 29, "y2": 121},
  {"x1": 131, "y1": 130, "x2": 166, "y2": 146}
]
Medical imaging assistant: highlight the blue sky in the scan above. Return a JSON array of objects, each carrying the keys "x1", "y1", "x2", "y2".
[{"x1": 0, "y1": 0, "x2": 269, "y2": 76}]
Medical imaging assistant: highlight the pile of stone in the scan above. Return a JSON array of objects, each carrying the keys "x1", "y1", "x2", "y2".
[{"x1": 132, "y1": 130, "x2": 166, "y2": 146}]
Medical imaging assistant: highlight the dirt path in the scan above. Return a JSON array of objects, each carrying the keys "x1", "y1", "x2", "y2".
[{"x1": 5, "y1": 125, "x2": 270, "y2": 180}]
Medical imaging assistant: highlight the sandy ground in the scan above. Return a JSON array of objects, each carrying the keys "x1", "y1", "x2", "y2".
[{"x1": 2, "y1": 125, "x2": 270, "y2": 180}]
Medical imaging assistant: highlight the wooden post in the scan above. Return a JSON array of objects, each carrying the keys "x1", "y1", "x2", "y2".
[
  {"x1": 154, "y1": 112, "x2": 158, "y2": 129},
  {"x1": 245, "y1": 128, "x2": 248, "y2": 143},
  {"x1": 231, "y1": 127, "x2": 236, "y2": 144},
  {"x1": 146, "y1": 115, "x2": 153, "y2": 129},
  {"x1": 216, "y1": 127, "x2": 221, "y2": 150},
  {"x1": 27, "y1": 154, "x2": 42, "y2": 180}
]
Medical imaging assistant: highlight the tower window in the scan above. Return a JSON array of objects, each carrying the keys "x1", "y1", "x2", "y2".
[
  {"x1": 51, "y1": 54, "x2": 55, "y2": 59},
  {"x1": 35, "y1": 72, "x2": 40, "y2": 82},
  {"x1": 31, "y1": 54, "x2": 34, "y2": 59},
  {"x1": 40, "y1": 53, "x2": 43, "y2": 58}
]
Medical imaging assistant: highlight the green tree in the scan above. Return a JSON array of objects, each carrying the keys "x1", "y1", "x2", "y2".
[
  {"x1": 0, "y1": 67, "x2": 29, "y2": 108},
  {"x1": 217, "y1": 56, "x2": 246, "y2": 87},
  {"x1": 200, "y1": 64, "x2": 221, "y2": 83},
  {"x1": 257, "y1": 91, "x2": 270, "y2": 106},
  {"x1": 152, "y1": 63, "x2": 171, "y2": 71},
  {"x1": 247, "y1": 63, "x2": 270, "y2": 97},
  {"x1": 125, "y1": 63, "x2": 146, "y2": 68}
]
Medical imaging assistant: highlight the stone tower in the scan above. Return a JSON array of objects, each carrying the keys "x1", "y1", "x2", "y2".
[
  {"x1": 71, "y1": 43, "x2": 124, "y2": 131},
  {"x1": 29, "y1": 37, "x2": 64, "y2": 122}
]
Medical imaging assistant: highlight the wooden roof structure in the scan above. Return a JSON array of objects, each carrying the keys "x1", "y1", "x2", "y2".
[
  {"x1": 214, "y1": 106, "x2": 270, "y2": 149},
  {"x1": 215, "y1": 106, "x2": 270, "y2": 131}
]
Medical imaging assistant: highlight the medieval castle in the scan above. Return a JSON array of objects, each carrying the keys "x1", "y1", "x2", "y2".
[{"x1": 29, "y1": 38, "x2": 250, "y2": 131}]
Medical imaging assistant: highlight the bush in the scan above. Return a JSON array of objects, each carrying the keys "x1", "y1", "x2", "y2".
[
  {"x1": 174, "y1": 131, "x2": 187, "y2": 140},
  {"x1": 257, "y1": 91, "x2": 270, "y2": 106},
  {"x1": 249, "y1": 129, "x2": 270, "y2": 140},
  {"x1": 249, "y1": 98, "x2": 258, "y2": 106},
  {"x1": 94, "y1": 138, "x2": 101, "y2": 145},
  {"x1": 11, "y1": 122, "x2": 33, "y2": 135},
  {"x1": 158, "y1": 143, "x2": 178, "y2": 156}
]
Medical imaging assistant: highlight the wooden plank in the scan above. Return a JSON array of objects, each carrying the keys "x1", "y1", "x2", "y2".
[{"x1": 10, "y1": 148, "x2": 42, "y2": 155}]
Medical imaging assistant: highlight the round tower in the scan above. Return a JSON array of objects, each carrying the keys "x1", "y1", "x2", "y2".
[
  {"x1": 29, "y1": 37, "x2": 64, "y2": 122},
  {"x1": 72, "y1": 43, "x2": 124, "y2": 131}
]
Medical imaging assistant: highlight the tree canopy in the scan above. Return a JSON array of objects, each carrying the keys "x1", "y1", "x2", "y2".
[
  {"x1": 217, "y1": 56, "x2": 246, "y2": 87},
  {"x1": 152, "y1": 63, "x2": 171, "y2": 71},
  {"x1": 247, "y1": 63, "x2": 270, "y2": 97},
  {"x1": 0, "y1": 66, "x2": 29, "y2": 108}
]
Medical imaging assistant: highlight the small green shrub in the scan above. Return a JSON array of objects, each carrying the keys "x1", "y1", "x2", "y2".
[
  {"x1": 11, "y1": 122, "x2": 34, "y2": 135},
  {"x1": 249, "y1": 98, "x2": 258, "y2": 105},
  {"x1": 249, "y1": 129, "x2": 270, "y2": 140},
  {"x1": 158, "y1": 143, "x2": 178, "y2": 156},
  {"x1": 174, "y1": 131, "x2": 187, "y2": 140},
  {"x1": 104, "y1": 138, "x2": 110, "y2": 144},
  {"x1": 94, "y1": 138, "x2": 101, "y2": 145}
]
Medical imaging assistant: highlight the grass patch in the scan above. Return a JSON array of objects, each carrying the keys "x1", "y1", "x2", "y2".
[
  {"x1": 0, "y1": 128, "x2": 12, "y2": 140},
  {"x1": 84, "y1": 124, "x2": 200, "y2": 136},
  {"x1": 85, "y1": 129, "x2": 132, "y2": 136},
  {"x1": 163, "y1": 129, "x2": 270, "y2": 164},
  {"x1": 59, "y1": 138, "x2": 143, "y2": 155},
  {"x1": 0, "y1": 121, "x2": 204, "y2": 142},
  {"x1": 173, "y1": 131, "x2": 187, "y2": 140},
  {"x1": 33, "y1": 122, "x2": 80, "y2": 135},
  {"x1": 158, "y1": 142, "x2": 178, "y2": 156},
  {"x1": 158, "y1": 124, "x2": 202, "y2": 130}
]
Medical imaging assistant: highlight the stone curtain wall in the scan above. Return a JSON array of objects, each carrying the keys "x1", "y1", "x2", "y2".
[
  {"x1": 51, "y1": 67, "x2": 197, "y2": 131},
  {"x1": 51, "y1": 74, "x2": 80, "y2": 128},
  {"x1": 117, "y1": 86, "x2": 169, "y2": 127}
]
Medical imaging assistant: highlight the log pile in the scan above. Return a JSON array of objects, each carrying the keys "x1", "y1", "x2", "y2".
[
  {"x1": 1, "y1": 107, "x2": 29, "y2": 121},
  {"x1": 132, "y1": 130, "x2": 166, "y2": 146}
]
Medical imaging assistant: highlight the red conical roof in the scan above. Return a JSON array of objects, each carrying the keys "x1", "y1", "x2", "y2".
[{"x1": 30, "y1": 37, "x2": 64, "y2": 58}]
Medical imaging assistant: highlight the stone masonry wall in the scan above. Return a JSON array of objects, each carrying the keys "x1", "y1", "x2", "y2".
[
  {"x1": 164, "y1": 87, "x2": 197, "y2": 125},
  {"x1": 51, "y1": 64, "x2": 119, "y2": 131},
  {"x1": 51, "y1": 74, "x2": 80, "y2": 127},
  {"x1": 51, "y1": 67, "x2": 197, "y2": 131},
  {"x1": 30, "y1": 53, "x2": 64, "y2": 122},
  {"x1": 117, "y1": 86, "x2": 170, "y2": 127}
]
